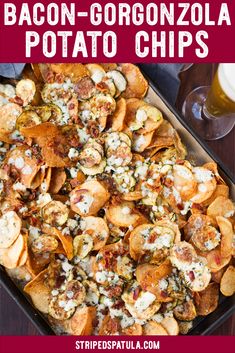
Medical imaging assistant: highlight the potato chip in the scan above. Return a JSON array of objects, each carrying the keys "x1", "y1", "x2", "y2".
[
  {"x1": 16, "y1": 79, "x2": 36, "y2": 107},
  {"x1": 122, "y1": 323, "x2": 143, "y2": 335},
  {"x1": 70, "y1": 180, "x2": 110, "y2": 217},
  {"x1": 0, "y1": 233, "x2": 24, "y2": 269},
  {"x1": 173, "y1": 165, "x2": 197, "y2": 201},
  {"x1": 144, "y1": 321, "x2": 168, "y2": 335},
  {"x1": 132, "y1": 131, "x2": 154, "y2": 152},
  {"x1": 81, "y1": 216, "x2": 109, "y2": 251},
  {"x1": 216, "y1": 216, "x2": 233, "y2": 258},
  {"x1": 53, "y1": 228, "x2": 73, "y2": 260},
  {"x1": 220, "y1": 266, "x2": 235, "y2": 296},
  {"x1": 6, "y1": 145, "x2": 42, "y2": 188},
  {"x1": 49, "y1": 168, "x2": 67, "y2": 194},
  {"x1": 110, "y1": 97, "x2": 126, "y2": 132},
  {"x1": 0, "y1": 211, "x2": 21, "y2": 249},
  {"x1": 50, "y1": 63, "x2": 89, "y2": 82},
  {"x1": 194, "y1": 282, "x2": 219, "y2": 316},
  {"x1": 147, "y1": 120, "x2": 175, "y2": 150},
  {"x1": 24, "y1": 269, "x2": 50, "y2": 314},
  {"x1": 0, "y1": 103, "x2": 22, "y2": 133},
  {"x1": 207, "y1": 196, "x2": 235, "y2": 221},
  {"x1": 191, "y1": 167, "x2": 217, "y2": 204},
  {"x1": 66, "y1": 306, "x2": 96, "y2": 335},
  {"x1": 161, "y1": 317, "x2": 179, "y2": 335},
  {"x1": 120, "y1": 64, "x2": 148, "y2": 99},
  {"x1": 106, "y1": 201, "x2": 141, "y2": 227},
  {"x1": 206, "y1": 248, "x2": 231, "y2": 272},
  {"x1": 86, "y1": 64, "x2": 106, "y2": 82},
  {"x1": 136, "y1": 261, "x2": 172, "y2": 300},
  {"x1": 202, "y1": 184, "x2": 229, "y2": 206},
  {"x1": 39, "y1": 167, "x2": 52, "y2": 193},
  {"x1": 6, "y1": 266, "x2": 33, "y2": 283},
  {"x1": 211, "y1": 266, "x2": 227, "y2": 284},
  {"x1": 17, "y1": 231, "x2": 28, "y2": 267},
  {"x1": 203, "y1": 162, "x2": 226, "y2": 184}
]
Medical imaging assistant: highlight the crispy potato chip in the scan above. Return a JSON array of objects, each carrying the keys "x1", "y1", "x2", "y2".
[
  {"x1": 0, "y1": 103, "x2": 22, "y2": 133},
  {"x1": 173, "y1": 131, "x2": 187, "y2": 159},
  {"x1": 86, "y1": 64, "x2": 106, "y2": 82},
  {"x1": 24, "y1": 269, "x2": 50, "y2": 314},
  {"x1": 50, "y1": 63, "x2": 89, "y2": 82},
  {"x1": 100, "y1": 63, "x2": 118, "y2": 71},
  {"x1": 81, "y1": 216, "x2": 109, "y2": 251},
  {"x1": 184, "y1": 214, "x2": 212, "y2": 241},
  {"x1": 122, "y1": 323, "x2": 143, "y2": 335},
  {"x1": 0, "y1": 233, "x2": 24, "y2": 269},
  {"x1": 144, "y1": 321, "x2": 168, "y2": 335},
  {"x1": 132, "y1": 131, "x2": 154, "y2": 152},
  {"x1": 0, "y1": 211, "x2": 21, "y2": 249},
  {"x1": 17, "y1": 231, "x2": 28, "y2": 267},
  {"x1": 194, "y1": 282, "x2": 219, "y2": 316},
  {"x1": 122, "y1": 292, "x2": 161, "y2": 321},
  {"x1": 39, "y1": 167, "x2": 52, "y2": 193},
  {"x1": 173, "y1": 165, "x2": 197, "y2": 201},
  {"x1": 202, "y1": 184, "x2": 229, "y2": 206},
  {"x1": 191, "y1": 167, "x2": 217, "y2": 204},
  {"x1": 211, "y1": 266, "x2": 227, "y2": 284},
  {"x1": 49, "y1": 168, "x2": 67, "y2": 194},
  {"x1": 53, "y1": 228, "x2": 73, "y2": 260},
  {"x1": 25, "y1": 249, "x2": 51, "y2": 276},
  {"x1": 16, "y1": 79, "x2": 36, "y2": 106},
  {"x1": 70, "y1": 180, "x2": 110, "y2": 217},
  {"x1": 66, "y1": 306, "x2": 96, "y2": 335},
  {"x1": 6, "y1": 145, "x2": 42, "y2": 188},
  {"x1": 106, "y1": 201, "x2": 141, "y2": 227},
  {"x1": 98, "y1": 314, "x2": 120, "y2": 335},
  {"x1": 136, "y1": 261, "x2": 172, "y2": 300},
  {"x1": 20, "y1": 121, "x2": 58, "y2": 139},
  {"x1": 220, "y1": 266, "x2": 235, "y2": 296},
  {"x1": 110, "y1": 97, "x2": 126, "y2": 131},
  {"x1": 6, "y1": 266, "x2": 33, "y2": 283},
  {"x1": 207, "y1": 196, "x2": 235, "y2": 221},
  {"x1": 206, "y1": 248, "x2": 231, "y2": 272},
  {"x1": 30, "y1": 167, "x2": 46, "y2": 190},
  {"x1": 147, "y1": 120, "x2": 175, "y2": 150},
  {"x1": 161, "y1": 317, "x2": 179, "y2": 335},
  {"x1": 216, "y1": 216, "x2": 233, "y2": 258},
  {"x1": 120, "y1": 64, "x2": 148, "y2": 99},
  {"x1": 203, "y1": 162, "x2": 226, "y2": 184}
]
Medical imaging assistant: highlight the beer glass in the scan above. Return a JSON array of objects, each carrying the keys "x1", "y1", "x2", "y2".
[{"x1": 182, "y1": 64, "x2": 235, "y2": 140}]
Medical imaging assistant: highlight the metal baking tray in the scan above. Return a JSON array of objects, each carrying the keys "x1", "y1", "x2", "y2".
[{"x1": 0, "y1": 69, "x2": 234, "y2": 335}]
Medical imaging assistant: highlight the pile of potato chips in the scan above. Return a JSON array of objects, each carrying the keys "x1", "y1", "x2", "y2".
[{"x1": 0, "y1": 63, "x2": 234, "y2": 335}]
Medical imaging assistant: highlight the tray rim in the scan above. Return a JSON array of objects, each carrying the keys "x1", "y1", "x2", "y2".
[{"x1": 0, "y1": 71, "x2": 234, "y2": 336}]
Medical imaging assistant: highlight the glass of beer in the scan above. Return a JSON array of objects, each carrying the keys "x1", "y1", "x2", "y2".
[{"x1": 182, "y1": 63, "x2": 235, "y2": 140}]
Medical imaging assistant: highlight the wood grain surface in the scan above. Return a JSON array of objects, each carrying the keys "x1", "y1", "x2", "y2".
[{"x1": 0, "y1": 63, "x2": 234, "y2": 335}]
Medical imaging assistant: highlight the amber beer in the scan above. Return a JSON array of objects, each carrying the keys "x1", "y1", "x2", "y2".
[{"x1": 205, "y1": 64, "x2": 235, "y2": 117}]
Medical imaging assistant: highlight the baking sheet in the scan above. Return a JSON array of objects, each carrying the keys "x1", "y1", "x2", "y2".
[{"x1": 0, "y1": 74, "x2": 234, "y2": 335}]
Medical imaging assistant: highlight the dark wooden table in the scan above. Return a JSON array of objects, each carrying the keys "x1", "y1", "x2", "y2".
[{"x1": 0, "y1": 64, "x2": 234, "y2": 335}]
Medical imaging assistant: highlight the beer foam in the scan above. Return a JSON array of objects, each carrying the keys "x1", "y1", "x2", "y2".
[{"x1": 218, "y1": 64, "x2": 235, "y2": 102}]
